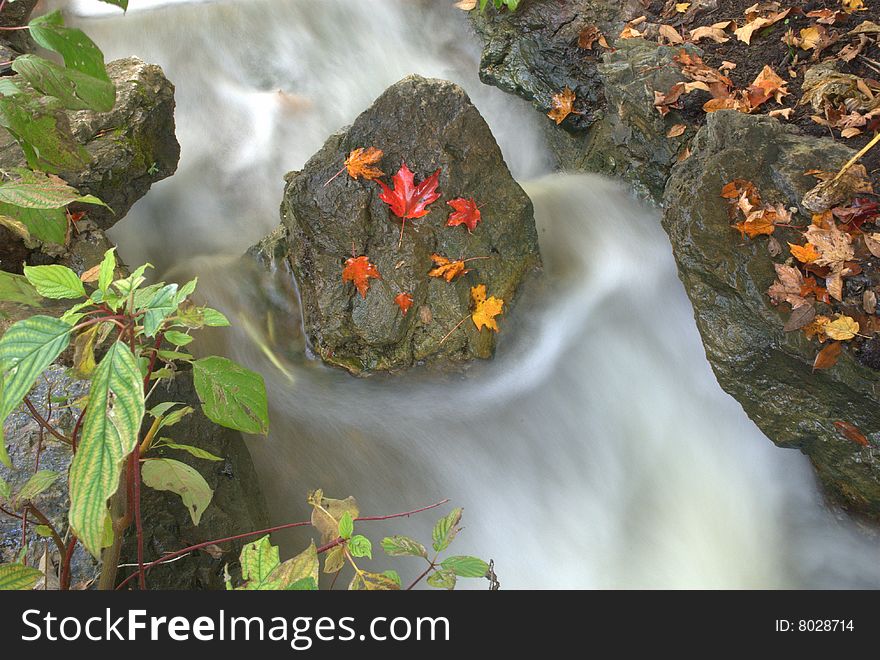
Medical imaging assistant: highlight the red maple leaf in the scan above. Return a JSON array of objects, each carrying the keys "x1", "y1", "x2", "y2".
[
  {"x1": 446, "y1": 197, "x2": 482, "y2": 233},
  {"x1": 394, "y1": 292, "x2": 413, "y2": 314},
  {"x1": 342, "y1": 255, "x2": 381, "y2": 298},
  {"x1": 377, "y1": 163, "x2": 441, "y2": 246}
]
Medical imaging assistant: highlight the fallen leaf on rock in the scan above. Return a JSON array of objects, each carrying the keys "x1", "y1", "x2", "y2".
[
  {"x1": 620, "y1": 16, "x2": 647, "y2": 39},
  {"x1": 446, "y1": 197, "x2": 482, "y2": 233},
  {"x1": 864, "y1": 289, "x2": 877, "y2": 314},
  {"x1": 768, "y1": 108, "x2": 793, "y2": 119},
  {"x1": 746, "y1": 65, "x2": 789, "y2": 110},
  {"x1": 802, "y1": 165, "x2": 874, "y2": 213},
  {"x1": 342, "y1": 255, "x2": 381, "y2": 299},
  {"x1": 428, "y1": 254, "x2": 470, "y2": 282},
  {"x1": 659, "y1": 24, "x2": 684, "y2": 44},
  {"x1": 804, "y1": 224, "x2": 854, "y2": 270},
  {"x1": 578, "y1": 25, "x2": 610, "y2": 50},
  {"x1": 471, "y1": 284, "x2": 504, "y2": 332},
  {"x1": 784, "y1": 302, "x2": 816, "y2": 332},
  {"x1": 800, "y1": 276, "x2": 831, "y2": 304},
  {"x1": 734, "y1": 5, "x2": 790, "y2": 45},
  {"x1": 548, "y1": 87, "x2": 578, "y2": 124},
  {"x1": 841, "y1": 0, "x2": 865, "y2": 13},
  {"x1": 864, "y1": 233, "x2": 880, "y2": 258},
  {"x1": 813, "y1": 340, "x2": 842, "y2": 370},
  {"x1": 690, "y1": 22, "x2": 732, "y2": 43},
  {"x1": 825, "y1": 315, "x2": 859, "y2": 340},
  {"x1": 666, "y1": 123, "x2": 687, "y2": 137},
  {"x1": 789, "y1": 242, "x2": 820, "y2": 263},
  {"x1": 804, "y1": 315, "x2": 831, "y2": 341},
  {"x1": 834, "y1": 420, "x2": 869, "y2": 446},
  {"x1": 345, "y1": 147, "x2": 384, "y2": 181},
  {"x1": 768, "y1": 263, "x2": 807, "y2": 308},
  {"x1": 377, "y1": 163, "x2": 441, "y2": 246},
  {"x1": 394, "y1": 292, "x2": 413, "y2": 314}
]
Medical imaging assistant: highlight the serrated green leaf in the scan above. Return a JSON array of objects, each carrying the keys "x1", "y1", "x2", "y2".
[
  {"x1": 0, "y1": 170, "x2": 107, "y2": 210},
  {"x1": 350, "y1": 571, "x2": 400, "y2": 591},
  {"x1": 382, "y1": 570, "x2": 401, "y2": 588},
  {"x1": 201, "y1": 307, "x2": 230, "y2": 327},
  {"x1": 0, "y1": 564, "x2": 43, "y2": 590},
  {"x1": 175, "y1": 278, "x2": 198, "y2": 305},
  {"x1": 98, "y1": 247, "x2": 115, "y2": 293},
  {"x1": 381, "y1": 535, "x2": 428, "y2": 558},
  {"x1": 156, "y1": 349, "x2": 192, "y2": 362},
  {"x1": 427, "y1": 568, "x2": 457, "y2": 590},
  {"x1": 142, "y1": 283, "x2": 178, "y2": 337},
  {"x1": 432, "y1": 508, "x2": 462, "y2": 553},
  {"x1": 0, "y1": 315, "x2": 73, "y2": 467},
  {"x1": 440, "y1": 556, "x2": 489, "y2": 578},
  {"x1": 0, "y1": 94, "x2": 90, "y2": 172},
  {"x1": 349, "y1": 535, "x2": 372, "y2": 559},
  {"x1": 286, "y1": 577, "x2": 318, "y2": 590},
  {"x1": 12, "y1": 54, "x2": 114, "y2": 112},
  {"x1": 28, "y1": 12, "x2": 112, "y2": 90},
  {"x1": 338, "y1": 511, "x2": 353, "y2": 540},
  {"x1": 238, "y1": 536, "x2": 280, "y2": 590},
  {"x1": 23, "y1": 265, "x2": 86, "y2": 299},
  {"x1": 16, "y1": 470, "x2": 58, "y2": 503},
  {"x1": 68, "y1": 341, "x2": 144, "y2": 557},
  {"x1": 192, "y1": 356, "x2": 268, "y2": 435},
  {"x1": 0, "y1": 204, "x2": 67, "y2": 245},
  {"x1": 113, "y1": 263, "x2": 152, "y2": 298},
  {"x1": 163, "y1": 330, "x2": 193, "y2": 347},
  {"x1": 141, "y1": 458, "x2": 213, "y2": 526},
  {"x1": 60, "y1": 300, "x2": 93, "y2": 325},
  {"x1": 161, "y1": 440, "x2": 222, "y2": 462},
  {"x1": 0, "y1": 271, "x2": 42, "y2": 307}
]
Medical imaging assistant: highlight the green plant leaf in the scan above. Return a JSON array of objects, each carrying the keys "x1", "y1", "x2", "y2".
[
  {"x1": 68, "y1": 341, "x2": 144, "y2": 557},
  {"x1": 0, "y1": 204, "x2": 67, "y2": 245},
  {"x1": 98, "y1": 0, "x2": 129, "y2": 9},
  {"x1": 0, "y1": 94, "x2": 90, "y2": 173},
  {"x1": 12, "y1": 55, "x2": 114, "y2": 112},
  {"x1": 163, "y1": 330, "x2": 193, "y2": 347},
  {"x1": 268, "y1": 541, "x2": 319, "y2": 590},
  {"x1": 33, "y1": 525, "x2": 54, "y2": 538},
  {"x1": 113, "y1": 263, "x2": 152, "y2": 298},
  {"x1": 286, "y1": 577, "x2": 318, "y2": 590},
  {"x1": 192, "y1": 356, "x2": 269, "y2": 435},
  {"x1": 161, "y1": 441, "x2": 222, "y2": 462},
  {"x1": 382, "y1": 570, "x2": 402, "y2": 588},
  {"x1": 338, "y1": 511, "x2": 354, "y2": 540},
  {"x1": 348, "y1": 535, "x2": 372, "y2": 559},
  {"x1": 148, "y1": 401, "x2": 184, "y2": 419},
  {"x1": 381, "y1": 535, "x2": 428, "y2": 558},
  {"x1": 426, "y1": 568, "x2": 457, "y2": 590},
  {"x1": 141, "y1": 458, "x2": 213, "y2": 526},
  {"x1": 238, "y1": 536, "x2": 279, "y2": 590},
  {"x1": 23, "y1": 265, "x2": 86, "y2": 299},
  {"x1": 98, "y1": 247, "x2": 116, "y2": 293},
  {"x1": 350, "y1": 571, "x2": 400, "y2": 591},
  {"x1": 0, "y1": 564, "x2": 43, "y2": 590},
  {"x1": 142, "y1": 283, "x2": 178, "y2": 337},
  {"x1": 308, "y1": 490, "x2": 359, "y2": 543},
  {"x1": 15, "y1": 469, "x2": 59, "y2": 503},
  {"x1": 0, "y1": 170, "x2": 107, "y2": 210},
  {"x1": 323, "y1": 545, "x2": 345, "y2": 574},
  {"x1": 201, "y1": 308, "x2": 230, "y2": 327},
  {"x1": 156, "y1": 406, "x2": 193, "y2": 431},
  {"x1": 28, "y1": 11, "x2": 112, "y2": 91},
  {"x1": 0, "y1": 271, "x2": 42, "y2": 307},
  {"x1": 440, "y1": 556, "x2": 489, "y2": 578},
  {"x1": 0, "y1": 315, "x2": 73, "y2": 467},
  {"x1": 432, "y1": 508, "x2": 462, "y2": 553},
  {"x1": 0, "y1": 474, "x2": 9, "y2": 500}
]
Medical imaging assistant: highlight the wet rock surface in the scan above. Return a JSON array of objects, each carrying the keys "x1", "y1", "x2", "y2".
[
  {"x1": 277, "y1": 75, "x2": 541, "y2": 374},
  {"x1": 662, "y1": 110, "x2": 880, "y2": 517}
]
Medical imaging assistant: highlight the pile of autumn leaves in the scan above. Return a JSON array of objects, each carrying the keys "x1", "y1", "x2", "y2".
[
  {"x1": 333, "y1": 147, "x2": 504, "y2": 338},
  {"x1": 726, "y1": 170, "x2": 879, "y2": 371}
]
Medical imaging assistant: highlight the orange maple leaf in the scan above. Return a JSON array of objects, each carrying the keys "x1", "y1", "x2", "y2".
[
  {"x1": 446, "y1": 197, "x2": 482, "y2": 233},
  {"x1": 547, "y1": 87, "x2": 577, "y2": 125},
  {"x1": 428, "y1": 254, "x2": 470, "y2": 282},
  {"x1": 394, "y1": 292, "x2": 413, "y2": 314},
  {"x1": 342, "y1": 255, "x2": 381, "y2": 298},
  {"x1": 789, "y1": 242, "x2": 820, "y2": 263},
  {"x1": 471, "y1": 284, "x2": 504, "y2": 332},
  {"x1": 345, "y1": 147, "x2": 384, "y2": 181}
]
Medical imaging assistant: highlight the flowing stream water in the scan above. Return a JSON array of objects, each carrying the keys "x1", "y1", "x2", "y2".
[{"x1": 56, "y1": 0, "x2": 880, "y2": 588}]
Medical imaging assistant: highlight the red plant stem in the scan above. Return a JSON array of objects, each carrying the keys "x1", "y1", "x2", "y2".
[
  {"x1": 71, "y1": 406, "x2": 87, "y2": 453},
  {"x1": 59, "y1": 537, "x2": 77, "y2": 591},
  {"x1": 25, "y1": 505, "x2": 65, "y2": 559},
  {"x1": 23, "y1": 398, "x2": 72, "y2": 445},
  {"x1": 316, "y1": 538, "x2": 344, "y2": 555},
  {"x1": 143, "y1": 334, "x2": 163, "y2": 390},
  {"x1": 406, "y1": 562, "x2": 436, "y2": 591},
  {"x1": 0, "y1": 505, "x2": 23, "y2": 520},
  {"x1": 116, "y1": 499, "x2": 449, "y2": 590},
  {"x1": 0, "y1": 25, "x2": 29, "y2": 31},
  {"x1": 132, "y1": 453, "x2": 146, "y2": 589}
]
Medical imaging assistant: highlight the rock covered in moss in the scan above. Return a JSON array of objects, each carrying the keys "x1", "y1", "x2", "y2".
[
  {"x1": 275, "y1": 75, "x2": 541, "y2": 374},
  {"x1": 662, "y1": 110, "x2": 880, "y2": 517}
]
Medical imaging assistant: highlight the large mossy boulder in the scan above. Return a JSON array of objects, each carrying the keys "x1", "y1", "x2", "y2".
[
  {"x1": 0, "y1": 56, "x2": 180, "y2": 272},
  {"x1": 662, "y1": 110, "x2": 880, "y2": 517},
  {"x1": 277, "y1": 75, "x2": 541, "y2": 374}
]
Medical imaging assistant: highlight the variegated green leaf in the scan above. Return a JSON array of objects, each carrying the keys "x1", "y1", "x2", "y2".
[
  {"x1": 68, "y1": 341, "x2": 144, "y2": 557},
  {"x1": 141, "y1": 458, "x2": 212, "y2": 525},
  {"x1": 23, "y1": 265, "x2": 86, "y2": 299},
  {"x1": 0, "y1": 564, "x2": 43, "y2": 590}
]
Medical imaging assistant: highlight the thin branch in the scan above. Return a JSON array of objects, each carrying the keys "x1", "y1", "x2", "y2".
[
  {"x1": 23, "y1": 398, "x2": 72, "y2": 445},
  {"x1": 116, "y1": 498, "x2": 450, "y2": 590}
]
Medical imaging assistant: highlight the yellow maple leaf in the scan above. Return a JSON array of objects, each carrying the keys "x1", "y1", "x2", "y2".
[
  {"x1": 841, "y1": 0, "x2": 865, "y2": 14},
  {"x1": 788, "y1": 242, "x2": 820, "y2": 263},
  {"x1": 471, "y1": 284, "x2": 504, "y2": 333},
  {"x1": 428, "y1": 254, "x2": 469, "y2": 282},
  {"x1": 825, "y1": 315, "x2": 859, "y2": 341},
  {"x1": 344, "y1": 147, "x2": 384, "y2": 181}
]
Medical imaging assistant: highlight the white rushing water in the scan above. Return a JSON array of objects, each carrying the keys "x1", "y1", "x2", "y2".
[{"x1": 57, "y1": 0, "x2": 880, "y2": 588}]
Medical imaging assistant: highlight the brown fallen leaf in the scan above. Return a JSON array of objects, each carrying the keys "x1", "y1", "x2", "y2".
[
  {"x1": 863, "y1": 289, "x2": 877, "y2": 314},
  {"x1": 864, "y1": 233, "x2": 880, "y2": 258},
  {"x1": 746, "y1": 65, "x2": 789, "y2": 110},
  {"x1": 768, "y1": 263, "x2": 808, "y2": 309},
  {"x1": 804, "y1": 224, "x2": 854, "y2": 270},
  {"x1": 768, "y1": 108, "x2": 793, "y2": 119},
  {"x1": 428, "y1": 254, "x2": 470, "y2": 282},
  {"x1": 834, "y1": 420, "x2": 868, "y2": 446},
  {"x1": 813, "y1": 340, "x2": 842, "y2": 370},
  {"x1": 548, "y1": 87, "x2": 578, "y2": 125},
  {"x1": 804, "y1": 314, "x2": 831, "y2": 342},
  {"x1": 659, "y1": 24, "x2": 684, "y2": 45},
  {"x1": 690, "y1": 22, "x2": 732, "y2": 43},
  {"x1": 80, "y1": 264, "x2": 101, "y2": 283},
  {"x1": 578, "y1": 25, "x2": 610, "y2": 50},
  {"x1": 734, "y1": 5, "x2": 790, "y2": 45},
  {"x1": 783, "y1": 302, "x2": 816, "y2": 332},
  {"x1": 666, "y1": 123, "x2": 687, "y2": 137},
  {"x1": 789, "y1": 242, "x2": 820, "y2": 263}
]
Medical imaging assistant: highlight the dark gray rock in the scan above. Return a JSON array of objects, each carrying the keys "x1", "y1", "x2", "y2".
[
  {"x1": 278, "y1": 75, "x2": 541, "y2": 374},
  {"x1": 471, "y1": 0, "x2": 620, "y2": 132},
  {"x1": 662, "y1": 110, "x2": 880, "y2": 517}
]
